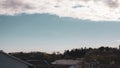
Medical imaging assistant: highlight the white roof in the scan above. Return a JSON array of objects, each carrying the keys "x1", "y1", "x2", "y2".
[{"x1": 52, "y1": 59, "x2": 80, "y2": 65}]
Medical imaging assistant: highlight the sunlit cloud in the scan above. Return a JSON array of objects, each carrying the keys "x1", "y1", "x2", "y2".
[{"x1": 0, "y1": 0, "x2": 120, "y2": 21}]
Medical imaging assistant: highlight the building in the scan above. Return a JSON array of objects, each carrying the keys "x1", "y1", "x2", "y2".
[
  {"x1": 0, "y1": 51, "x2": 34, "y2": 68},
  {"x1": 51, "y1": 59, "x2": 100, "y2": 68}
]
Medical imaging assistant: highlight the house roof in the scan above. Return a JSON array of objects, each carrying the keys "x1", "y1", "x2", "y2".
[
  {"x1": 98, "y1": 64, "x2": 120, "y2": 68},
  {"x1": 0, "y1": 51, "x2": 33, "y2": 66},
  {"x1": 27, "y1": 60, "x2": 50, "y2": 65},
  {"x1": 35, "y1": 64, "x2": 71, "y2": 68}
]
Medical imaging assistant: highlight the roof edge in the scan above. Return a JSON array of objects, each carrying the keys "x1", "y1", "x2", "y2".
[{"x1": 0, "y1": 51, "x2": 33, "y2": 66}]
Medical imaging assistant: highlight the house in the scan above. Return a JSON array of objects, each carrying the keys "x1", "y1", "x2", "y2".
[
  {"x1": 0, "y1": 51, "x2": 34, "y2": 68},
  {"x1": 51, "y1": 59, "x2": 100, "y2": 68}
]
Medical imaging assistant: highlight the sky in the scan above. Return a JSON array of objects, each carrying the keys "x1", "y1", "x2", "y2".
[{"x1": 0, "y1": 0, "x2": 120, "y2": 53}]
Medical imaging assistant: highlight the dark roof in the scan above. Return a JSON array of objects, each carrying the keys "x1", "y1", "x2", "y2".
[
  {"x1": 0, "y1": 51, "x2": 33, "y2": 66},
  {"x1": 98, "y1": 64, "x2": 120, "y2": 68},
  {"x1": 35, "y1": 65, "x2": 71, "y2": 68},
  {"x1": 27, "y1": 60, "x2": 50, "y2": 65},
  {"x1": 98, "y1": 64, "x2": 109, "y2": 68},
  {"x1": 27, "y1": 60, "x2": 49, "y2": 65}
]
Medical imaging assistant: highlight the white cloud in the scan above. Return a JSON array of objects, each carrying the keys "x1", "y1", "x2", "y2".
[
  {"x1": 0, "y1": 0, "x2": 120, "y2": 21},
  {"x1": 78, "y1": 40, "x2": 120, "y2": 48},
  {"x1": 116, "y1": 40, "x2": 120, "y2": 42}
]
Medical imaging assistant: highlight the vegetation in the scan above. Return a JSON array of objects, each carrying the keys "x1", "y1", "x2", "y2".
[{"x1": 9, "y1": 46, "x2": 120, "y2": 64}]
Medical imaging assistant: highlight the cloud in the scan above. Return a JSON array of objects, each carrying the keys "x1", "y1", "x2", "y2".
[
  {"x1": 0, "y1": 0, "x2": 120, "y2": 21},
  {"x1": 78, "y1": 40, "x2": 120, "y2": 48},
  {"x1": 116, "y1": 40, "x2": 120, "y2": 42}
]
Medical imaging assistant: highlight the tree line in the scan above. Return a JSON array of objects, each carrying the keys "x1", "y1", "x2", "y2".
[{"x1": 9, "y1": 46, "x2": 120, "y2": 64}]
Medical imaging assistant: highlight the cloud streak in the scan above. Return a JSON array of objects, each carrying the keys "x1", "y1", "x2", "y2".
[{"x1": 0, "y1": 0, "x2": 120, "y2": 21}]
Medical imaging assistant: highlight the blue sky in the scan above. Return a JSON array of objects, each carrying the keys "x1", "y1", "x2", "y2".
[
  {"x1": 0, "y1": 0, "x2": 120, "y2": 53},
  {"x1": 0, "y1": 14, "x2": 120, "y2": 53}
]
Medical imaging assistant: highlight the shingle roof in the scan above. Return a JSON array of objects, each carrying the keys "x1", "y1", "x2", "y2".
[
  {"x1": 27, "y1": 60, "x2": 50, "y2": 65},
  {"x1": 35, "y1": 65, "x2": 71, "y2": 68},
  {"x1": 98, "y1": 64, "x2": 120, "y2": 68},
  {"x1": 0, "y1": 51, "x2": 33, "y2": 66}
]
